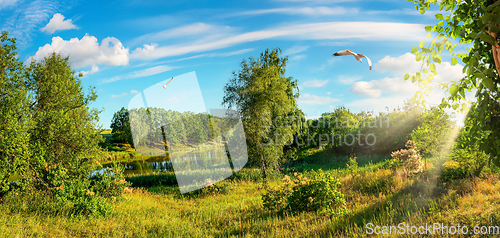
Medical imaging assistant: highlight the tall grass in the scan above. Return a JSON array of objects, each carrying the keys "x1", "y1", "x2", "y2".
[{"x1": 1, "y1": 153, "x2": 500, "y2": 237}]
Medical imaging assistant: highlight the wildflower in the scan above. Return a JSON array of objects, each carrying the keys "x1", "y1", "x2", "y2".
[
  {"x1": 294, "y1": 172, "x2": 298, "y2": 176},
  {"x1": 15, "y1": 193, "x2": 18, "y2": 196},
  {"x1": 282, "y1": 175, "x2": 290, "y2": 181},
  {"x1": 308, "y1": 197, "x2": 314, "y2": 203},
  {"x1": 301, "y1": 181, "x2": 307, "y2": 185}
]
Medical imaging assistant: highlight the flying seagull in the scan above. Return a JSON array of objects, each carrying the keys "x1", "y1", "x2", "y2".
[
  {"x1": 155, "y1": 77, "x2": 174, "y2": 89},
  {"x1": 333, "y1": 49, "x2": 372, "y2": 71}
]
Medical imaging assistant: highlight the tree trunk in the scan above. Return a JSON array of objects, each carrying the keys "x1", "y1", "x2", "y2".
[
  {"x1": 260, "y1": 154, "x2": 267, "y2": 180},
  {"x1": 486, "y1": 23, "x2": 500, "y2": 77}
]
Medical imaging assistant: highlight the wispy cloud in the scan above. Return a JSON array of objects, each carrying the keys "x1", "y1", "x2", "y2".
[
  {"x1": 298, "y1": 93, "x2": 340, "y2": 105},
  {"x1": 303, "y1": 79, "x2": 329, "y2": 87},
  {"x1": 130, "y1": 90, "x2": 139, "y2": 94},
  {"x1": 111, "y1": 92, "x2": 128, "y2": 98},
  {"x1": 283, "y1": 45, "x2": 309, "y2": 56},
  {"x1": 3, "y1": 0, "x2": 57, "y2": 47},
  {"x1": 229, "y1": 7, "x2": 359, "y2": 17},
  {"x1": 128, "y1": 22, "x2": 234, "y2": 47},
  {"x1": 131, "y1": 21, "x2": 425, "y2": 61},
  {"x1": 0, "y1": 0, "x2": 18, "y2": 10},
  {"x1": 101, "y1": 64, "x2": 178, "y2": 84},
  {"x1": 337, "y1": 75, "x2": 362, "y2": 85}
]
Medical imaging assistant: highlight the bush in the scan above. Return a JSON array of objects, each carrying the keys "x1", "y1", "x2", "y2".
[
  {"x1": 7, "y1": 162, "x2": 129, "y2": 217},
  {"x1": 389, "y1": 140, "x2": 424, "y2": 176},
  {"x1": 440, "y1": 145, "x2": 489, "y2": 182},
  {"x1": 262, "y1": 169, "x2": 347, "y2": 216}
]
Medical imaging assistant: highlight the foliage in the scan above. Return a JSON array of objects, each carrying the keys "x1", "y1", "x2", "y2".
[
  {"x1": 222, "y1": 48, "x2": 303, "y2": 179},
  {"x1": 0, "y1": 31, "x2": 30, "y2": 200},
  {"x1": 389, "y1": 140, "x2": 424, "y2": 176},
  {"x1": 411, "y1": 107, "x2": 454, "y2": 157},
  {"x1": 408, "y1": 0, "x2": 500, "y2": 165},
  {"x1": 262, "y1": 170, "x2": 347, "y2": 216},
  {"x1": 110, "y1": 107, "x2": 134, "y2": 146},
  {"x1": 25, "y1": 52, "x2": 103, "y2": 187}
]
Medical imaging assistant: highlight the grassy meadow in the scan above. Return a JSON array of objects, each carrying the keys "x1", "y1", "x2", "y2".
[{"x1": 2, "y1": 147, "x2": 500, "y2": 237}]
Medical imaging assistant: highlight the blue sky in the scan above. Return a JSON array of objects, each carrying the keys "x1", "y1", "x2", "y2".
[{"x1": 0, "y1": 0, "x2": 472, "y2": 128}]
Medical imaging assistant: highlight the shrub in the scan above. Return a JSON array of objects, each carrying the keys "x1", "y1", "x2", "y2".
[
  {"x1": 389, "y1": 140, "x2": 424, "y2": 176},
  {"x1": 262, "y1": 170, "x2": 347, "y2": 216},
  {"x1": 440, "y1": 145, "x2": 489, "y2": 182},
  {"x1": 90, "y1": 164, "x2": 131, "y2": 198}
]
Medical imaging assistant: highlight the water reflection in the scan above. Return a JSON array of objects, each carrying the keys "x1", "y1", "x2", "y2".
[{"x1": 99, "y1": 148, "x2": 228, "y2": 176}]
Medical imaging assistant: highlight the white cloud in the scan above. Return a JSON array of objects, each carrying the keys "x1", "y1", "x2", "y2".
[
  {"x1": 337, "y1": 75, "x2": 362, "y2": 85},
  {"x1": 30, "y1": 34, "x2": 129, "y2": 68},
  {"x1": 326, "y1": 92, "x2": 331, "y2": 95},
  {"x1": 131, "y1": 21, "x2": 425, "y2": 60},
  {"x1": 78, "y1": 65, "x2": 99, "y2": 76},
  {"x1": 347, "y1": 53, "x2": 472, "y2": 124},
  {"x1": 376, "y1": 52, "x2": 465, "y2": 82},
  {"x1": 233, "y1": 7, "x2": 359, "y2": 16},
  {"x1": 283, "y1": 45, "x2": 309, "y2": 56},
  {"x1": 0, "y1": 0, "x2": 17, "y2": 9},
  {"x1": 303, "y1": 79, "x2": 329, "y2": 87},
  {"x1": 348, "y1": 77, "x2": 418, "y2": 98},
  {"x1": 349, "y1": 81, "x2": 382, "y2": 98},
  {"x1": 130, "y1": 90, "x2": 139, "y2": 94},
  {"x1": 111, "y1": 93, "x2": 128, "y2": 98},
  {"x1": 41, "y1": 13, "x2": 78, "y2": 34},
  {"x1": 298, "y1": 93, "x2": 341, "y2": 105}
]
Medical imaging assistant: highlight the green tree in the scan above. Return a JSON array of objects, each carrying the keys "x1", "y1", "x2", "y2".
[
  {"x1": 110, "y1": 107, "x2": 133, "y2": 146},
  {"x1": 0, "y1": 31, "x2": 30, "y2": 200},
  {"x1": 407, "y1": 0, "x2": 500, "y2": 165},
  {"x1": 411, "y1": 107, "x2": 454, "y2": 157},
  {"x1": 222, "y1": 48, "x2": 302, "y2": 179},
  {"x1": 25, "y1": 52, "x2": 103, "y2": 185}
]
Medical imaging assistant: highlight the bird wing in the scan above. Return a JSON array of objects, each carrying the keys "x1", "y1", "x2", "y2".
[
  {"x1": 333, "y1": 49, "x2": 355, "y2": 56},
  {"x1": 155, "y1": 83, "x2": 163, "y2": 87},
  {"x1": 163, "y1": 77, "x2": 174, "y2": 87},
  {"x1": 357, "y1": 54, "x2": 372, "y2": 70}
]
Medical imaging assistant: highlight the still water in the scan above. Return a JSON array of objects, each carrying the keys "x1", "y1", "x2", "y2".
[{"x1": 100, "y1": 148, "x2": 229, "y2": 176}]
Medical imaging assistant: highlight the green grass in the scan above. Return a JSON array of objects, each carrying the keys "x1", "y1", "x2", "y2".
[{"x1": 2, "y1": 149, "x2": 500, "y2": 237}]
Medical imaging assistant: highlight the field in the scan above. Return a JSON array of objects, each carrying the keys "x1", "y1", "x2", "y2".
[{"x1": 2, "y1": 149, "x2": 500, "y2": 237}]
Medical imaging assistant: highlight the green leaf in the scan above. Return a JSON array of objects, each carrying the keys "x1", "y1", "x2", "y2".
[
  {"x1": 426, "y1": 33, "x2": 432, "y2": 38},
  {"x1": 479, "y1": 32, "x2": 496, "y2": 45},
  {"x1": 419, "y1": 40, "x2": 425, "y2": 48},
  {"x1": 411, "y1": 46, "x2": 418, "y2": 54},
  {"x1": 427, "y1": 74, "x2": 434, "y2": 81},
  {"x1": 451, "y1": 58, "x2": 458, "y2": 66},
  {"x1": 423, "y1": 68, "x2": 428, "y2": 73},
  {"x1": 404, "y1": 74, "x2": 410, "y2": 81},
  {"x1": 425, "y1": 26, "x2": 432, "y2": 32},
  {"x1": 449, "y1": 84, "x2": 459, "y2": 96},
  {"x1": 490, "y1": 25, "x2": 500, "y2": 33},
  {"x1": 411, "y1": 76, "x2": 416, "y2": 83},
  {"x1": 433, "y1": 55, "x2": 442, "y2": 63},
  {"x1": 452, "y1": 104, "x2": 458, "y2": 110},
  {"x1": 430, "y1": 63, "x2": 436, "y2": 72},
  {"x1": 444, "y1": 15, "x2": 450, "y2": 21},
  {"x1": 435, "y1": 13, "x2": 443, "y2": 20},
  {"x1": 419, "y1": 7, "x2": 426, "y2": 14},
  {"x1": 482, "y1": 78, "x2": 496, "y2": 91}
]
